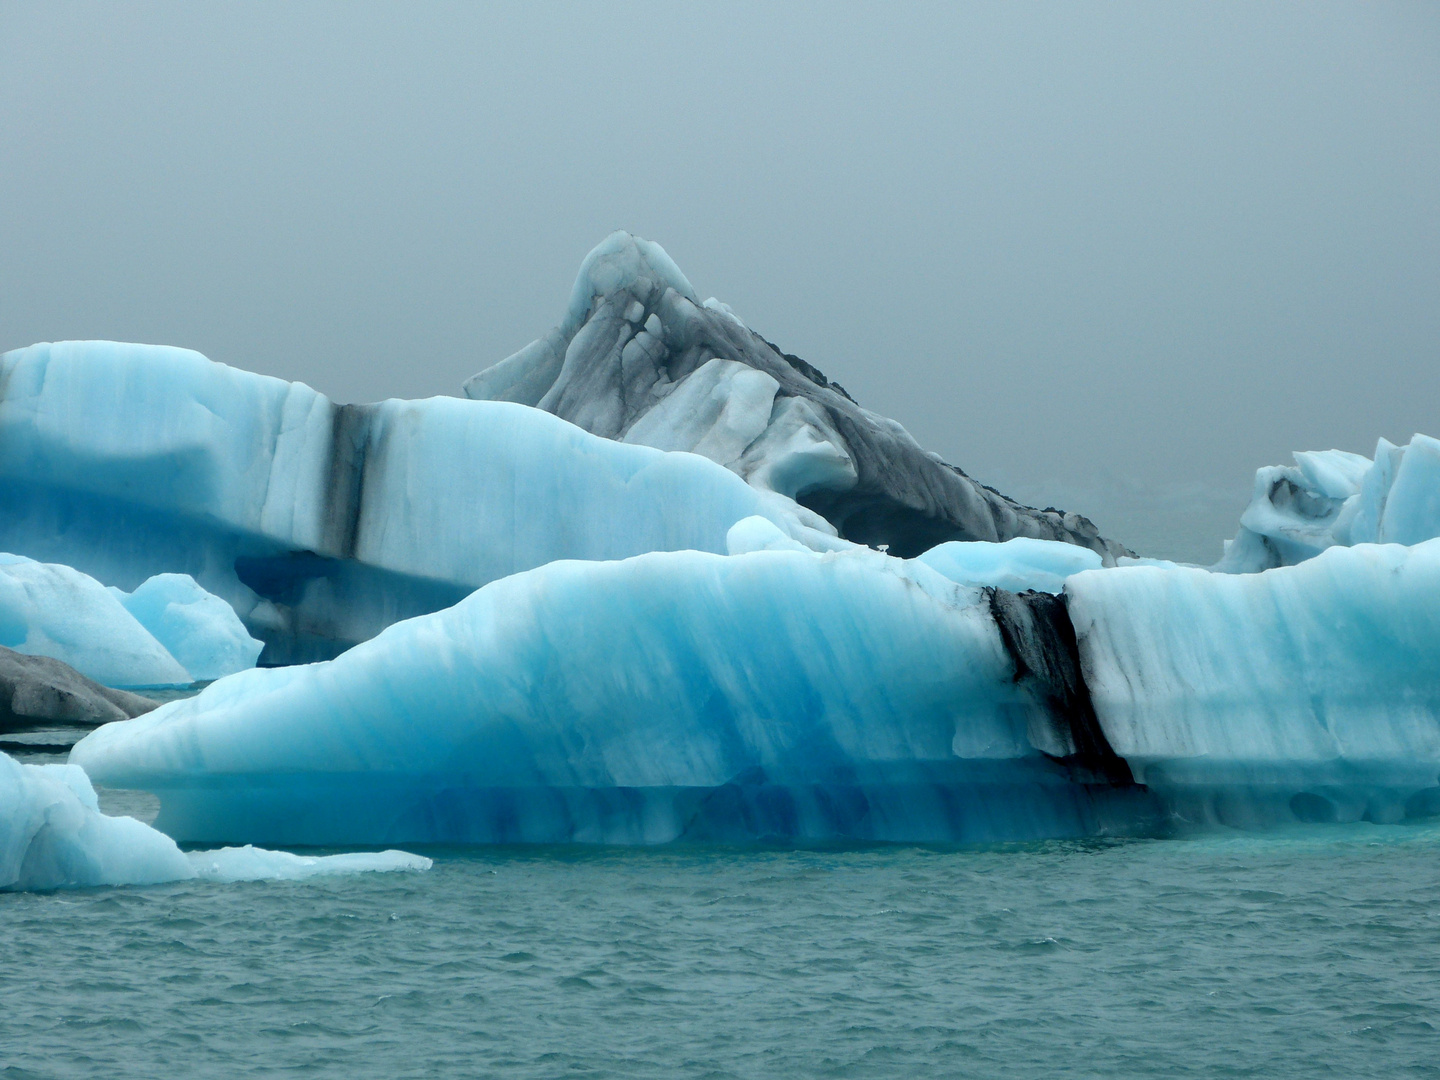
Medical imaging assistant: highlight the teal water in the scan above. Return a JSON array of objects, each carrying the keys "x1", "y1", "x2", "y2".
[{"x1": 4, "y1": 824, "x2": 1439, "y2": 1078}]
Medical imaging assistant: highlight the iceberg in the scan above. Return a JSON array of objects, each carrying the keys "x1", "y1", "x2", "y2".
[
  {"x1": 464, "y1": 232, "x2": 1127, "y2": 561},
  {"x1": 72, "y1": 532, "x2": 1440, "y2": 844},
  {"x1": 916, "y1": 536, "x2": 1103, "y2": 594},
  {"x1": 0, "y1": 553, "x2": 190, "y2": 688},
  {"x1": 0, "y1": 340, "x2": 815, "y2": 663},
  {"x1": 71, "y1": 546, "x2": 1152, "y2": 846},
  {"x1": 1215, "y1": 434, "x2": 1440, "y2": 572},
  {"x1": 186, "y1": 845, "x2": 432, "y2": 883},
  {"x1": 0, "y1": 749, "x2": 431, "y2": 891},
  {"x1": 1, "y1": 751, "x2": 192, "y2": 890},
  {"x1": 1069, "y1": 539, "x2": 1440, "y2": 826},
  {"x1": 110, "y1": 574, "x2": 263, "y2": 683}
]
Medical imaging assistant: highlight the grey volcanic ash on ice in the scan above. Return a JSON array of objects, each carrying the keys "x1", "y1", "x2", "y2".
[{"x1": 464, "y1": 232, "x2": 1127, "y2": 561}]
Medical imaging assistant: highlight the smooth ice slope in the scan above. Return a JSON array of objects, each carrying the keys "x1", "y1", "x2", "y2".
[
  {"x1": 0, "y1": 749, "x2": 431, "y2": 891},
  {"x1": 0, "y1": 554, "x2": 190, "y2": 688},
  {"x1": 0, "y1": 341, "x2": 811, "y2": 662},
  {"x1": 112, "y1": 574, "x2": 263, "y2": 682},
  {"x1": 71, "y1": 548, "x2": 1138, "y2": 847},
  {"x1": 917, "y1": 537, "x2": 1102, "y2": 594},
  {"x1": 1215, "y1": 434, "x2": 1440, "y2": 572},
  {"x1": 1068, "y1": 540, "x2": 1440, "y2": 825}
]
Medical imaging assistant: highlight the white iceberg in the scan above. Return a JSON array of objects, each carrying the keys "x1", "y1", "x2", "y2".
[
  {"x1": 1215, "y1": 434, "x2": 1440, "y2": 572},
  {"x1": 1, "y1": 752, "x2": 193, "y2": 889},
  {"x1": 185, "y1": 845, "x2": 432, "y2": 883},
  {"x1": 464, "y1": 231, "x2": 1125, "y2": 561},
  {"x1": 0, "y1": 749, "x2": 430, "y2": 892}
]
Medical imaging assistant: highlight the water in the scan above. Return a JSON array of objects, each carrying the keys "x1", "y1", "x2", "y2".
[{"x1": 5, "y1": 824, "x2": 1440, "y2": 1079}]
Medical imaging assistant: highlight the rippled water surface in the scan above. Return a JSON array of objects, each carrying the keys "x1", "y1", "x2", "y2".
[{"x1": 5, "y1": 827, "x2": 1440, "y2": 1079}]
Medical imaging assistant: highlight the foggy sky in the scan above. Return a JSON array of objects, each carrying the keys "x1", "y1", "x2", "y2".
[{"x1": 2, "y1": 2, "x2": 1437, "y2": 554}]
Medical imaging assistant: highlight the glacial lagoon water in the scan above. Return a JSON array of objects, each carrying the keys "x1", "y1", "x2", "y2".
[{"x1": 4, "y1": 756, "x2": 1439, "y2": 1080}]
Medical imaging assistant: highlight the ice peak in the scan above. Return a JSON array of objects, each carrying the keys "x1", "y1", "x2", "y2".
[{"x1": 563, "y1": 231, "x2": 699, "y2": 333}]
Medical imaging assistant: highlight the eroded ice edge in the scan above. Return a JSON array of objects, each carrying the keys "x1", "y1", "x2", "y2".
[{"x1": 1, "y1": 750, "x2": 429, "y2": 891}]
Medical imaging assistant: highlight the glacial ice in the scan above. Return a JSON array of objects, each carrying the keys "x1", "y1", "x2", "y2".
[
  {"x1": 464, "y1": 231, "x2": 1126, "y2": 560},
  {"x1": 0, "y1": 340, "x2": 811, "y2": 662},
  {"x1": 185, "y1": 845, "x2": 432, "y2": 883},
  {"x1": 1215, "y1": 434, "x2": 1440, "y2": 572},
  {"x1": 111, "y1": 574, "x2": 263, "y2": 683},
  {"x1": 72, "y1": 546, "x2": 1150, "y2": 846},
  {"x1": 1070, "y1": 539, "x2": 1440, "y2": 825},
  {"x1": 0, "y1": 554, "x2": 191, "y2": 688},
  {"x1": 1, "y1": 751, "x2": 192, "y2": 890},
  {"x1": 72, "y1": 528, "x2": 1440, "y2": 843},
  {"x1": 0, "y1": 749, "x2": 431, "y2": 891},
  {"x1": 0, "y1": 554, "x2": 259, "y2": 688},
  {"x1": 916, "y1": 537, "x2": 1103, "y2": 594}
]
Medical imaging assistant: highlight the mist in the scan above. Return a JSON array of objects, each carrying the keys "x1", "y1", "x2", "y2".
[{"x1": 3, "y1": 1, "x2": 1437, "y2": 559}]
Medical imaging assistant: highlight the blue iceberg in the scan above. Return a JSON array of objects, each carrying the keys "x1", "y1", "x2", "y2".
[
  {"x1": 0, "y1": 553, "x2": 190, "y2": 688},
  {"x1": 0, "y1": 553, "x2": 260, "y2": 688},
  {"x1": 1070, "y1": 539, "x2": 1440, "y2": 825},
  {"x1": 72, "y1": 544, "x2": 1148, "y2": 846},
  {"x1": 110, "y1": 574, "x2": 263, "y2": 683},
  {"x1": 0, "y1": 340, "x2": 819, "y2": 663},
  {"x1": 71, "y1": 531, "x2": 1440, "y2": 845}
]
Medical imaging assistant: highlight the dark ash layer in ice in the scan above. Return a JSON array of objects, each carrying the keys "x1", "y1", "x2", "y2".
[
  {"x1": 465, "y1": 232, "x2": 1128, "y2": 561},
  {"x1": 987, "y1": 588, "x2": 1135, "y2": 787}
]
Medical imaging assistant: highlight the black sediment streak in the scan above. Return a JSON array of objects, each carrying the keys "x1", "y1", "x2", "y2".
[
  {"x1": 987, "y1": 588, "x2": 1136, "y2": 786},
  {"x1": 321, "y1": 403, "x2": 378, "y2": 559}
]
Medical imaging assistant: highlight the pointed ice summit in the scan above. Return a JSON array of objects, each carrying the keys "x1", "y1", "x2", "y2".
[{"x1": 465, "y1": 232, "x2": 1127, "y2": 561}]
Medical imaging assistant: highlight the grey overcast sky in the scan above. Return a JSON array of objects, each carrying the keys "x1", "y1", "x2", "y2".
[{"x1": 2, "y1": 1, "x2": 1437, "y2": 547}]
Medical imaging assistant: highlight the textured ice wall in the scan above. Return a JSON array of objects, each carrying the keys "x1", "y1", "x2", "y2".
[
  {"x1": 0, "y1": 341, "x2": 810, "y2": 662},
  {"x1": 71, "y1": 547, "x2": 1145, "y2": 846},
  {"x1": 74, "y1": 535, "x2": 1440, "y2": 843},
  {"x1": 1070, "y1": 539, "x2": 1440, "y2": 825},
  {"x1": 1215, "y1": 434, "x2": 1440, "y2": 572},
  {"x1": 464, "y1": 232, "x2": 1127, "y2": 561}
]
